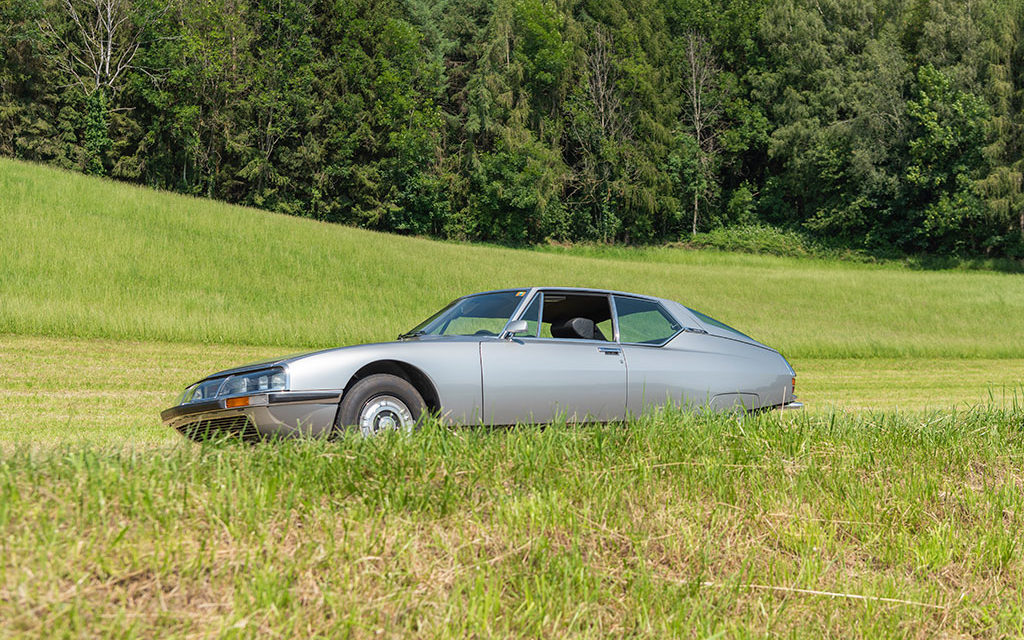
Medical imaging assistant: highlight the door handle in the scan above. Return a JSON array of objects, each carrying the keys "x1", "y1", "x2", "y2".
[{"x1": 598, "y1": 347, "x2": 621, "y2": 355}]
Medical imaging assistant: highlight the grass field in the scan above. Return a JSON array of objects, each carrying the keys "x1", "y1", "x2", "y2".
[
  {"x1": 4, "y1": 158, "x2": 1024, "y2": 358},
  {"x1": 3, "y1": 158, "x2": 1024, "y2": 637},
  {"x1": 4, "y1": 335, "x2": 1024, "y2": 447},
  {"x1": 4, "y1": 409, "x2": 1024, "y2": 637}
]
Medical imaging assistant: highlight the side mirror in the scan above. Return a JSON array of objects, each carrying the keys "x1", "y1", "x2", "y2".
[{"x1": 503, "y1": 319, "x2": 530, "y2": 340}]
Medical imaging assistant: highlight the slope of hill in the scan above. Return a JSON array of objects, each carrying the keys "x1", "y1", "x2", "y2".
[{"x1": 3, "y1": 157, "x2": 1024, "y2": 358}]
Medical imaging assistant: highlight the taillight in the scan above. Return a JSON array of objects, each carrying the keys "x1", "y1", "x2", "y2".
[{"x1": 791, "y1": 376, "x2": 796, "y2": 395}]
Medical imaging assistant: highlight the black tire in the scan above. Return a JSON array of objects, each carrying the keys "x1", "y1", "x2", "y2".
[{"x1": 334, "y1": 373, "x2": 426, "y2": 437}]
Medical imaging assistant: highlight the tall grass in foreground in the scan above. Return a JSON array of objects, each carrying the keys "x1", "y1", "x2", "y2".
[
  {"x1": 2, "y1": 408, "x2": 1024, "y2": 637},
  {"x1": 4, "y1": 158, "x2": 1024, "y2": 358}
]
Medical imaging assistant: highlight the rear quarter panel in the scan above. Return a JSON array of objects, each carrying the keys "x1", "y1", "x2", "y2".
[{"x1": 624, "y1": 332, "x2": 792, "y2": 414}]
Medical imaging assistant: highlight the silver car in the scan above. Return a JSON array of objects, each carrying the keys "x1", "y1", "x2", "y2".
[{"x1": 161, "y1": 287, "x2": 801, "y2": 439}]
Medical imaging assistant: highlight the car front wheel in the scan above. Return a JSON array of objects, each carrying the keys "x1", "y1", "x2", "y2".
[{"x1": 335, "y1": 373, "x2": 426, "y2": 437}]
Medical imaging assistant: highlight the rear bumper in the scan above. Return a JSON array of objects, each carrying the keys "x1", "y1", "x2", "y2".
[
  {"x1": 161, "y1": 391, "x2": 342, "y2": 440},
  {"x1": 780, "y1": 401, "x2": 804, "y2": 410}
]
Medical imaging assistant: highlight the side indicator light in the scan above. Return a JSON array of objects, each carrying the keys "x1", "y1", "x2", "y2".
[{"x1": 225, "y1": 397, "x2": 250, "y2": 409}]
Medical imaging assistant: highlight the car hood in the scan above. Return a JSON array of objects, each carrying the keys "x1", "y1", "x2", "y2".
[
  {"x1": 198, "y1": 335, "x2": 480, "y2": 381},
  {"x1": 194, "y1": 355, "x2": 298, "y2": 381}
]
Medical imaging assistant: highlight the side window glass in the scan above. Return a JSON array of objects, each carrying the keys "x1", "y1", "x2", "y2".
[
  {"x1": 614, "y1": 296, "x2": 681, "y2": 345},
  {"x1": 519, "y1": 294, "x2": 541, "y2": 338}
]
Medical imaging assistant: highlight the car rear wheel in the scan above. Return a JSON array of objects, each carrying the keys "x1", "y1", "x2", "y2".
[{"x1": 335, "y1": 374, "x2": 426, "y2": 437}]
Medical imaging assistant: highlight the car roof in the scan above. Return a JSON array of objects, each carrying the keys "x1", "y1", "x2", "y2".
[{"x1": 466, "y1": 286, "x2": 665, "y2": 302}]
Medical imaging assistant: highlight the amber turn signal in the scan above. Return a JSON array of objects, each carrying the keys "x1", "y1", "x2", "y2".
[{"x1": 225, "y1": 396, "x2": 250, "y2": 409}]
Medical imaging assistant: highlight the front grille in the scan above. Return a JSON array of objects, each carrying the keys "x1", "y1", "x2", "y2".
[{"x1": 176, "y1": 415, "x2": 261, "y2": 442}]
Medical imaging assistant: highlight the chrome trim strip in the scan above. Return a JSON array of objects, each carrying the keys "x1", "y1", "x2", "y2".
[
  {"x1": 477, "y1": 286, "x2": 663, "y2": 301},
  {"x1": 514, "y1": 337, "x2": 615, "y2": 346},
  {"x1": 161, "y1": 400, "x2": 221, "y2": 422},
  {"x1": 267, "y1": 391, "x2": 342, "y2": 404},
  {"x1": 534, "y1": 290, "x2": 544, "y2": 338}
]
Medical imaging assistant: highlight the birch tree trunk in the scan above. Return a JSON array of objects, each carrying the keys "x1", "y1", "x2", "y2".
[{"x1": 681, "y1": 31, "x2": 721, "y2": 236}]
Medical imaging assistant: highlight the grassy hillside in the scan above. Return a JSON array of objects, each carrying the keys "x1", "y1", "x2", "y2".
[{"x1": 3, "y1": 157, "x2": 1024, "y2": 359}]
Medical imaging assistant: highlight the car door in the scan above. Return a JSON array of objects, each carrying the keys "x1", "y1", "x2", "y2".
[
  {"x1": 614, "y1": 295, "x2": 699, "y2": 414},
  {"x1": 479, "y1": 291, "x2": 627, "y2": 424}
]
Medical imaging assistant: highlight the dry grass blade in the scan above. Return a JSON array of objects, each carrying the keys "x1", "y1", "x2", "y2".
[{"x1": 689, "y1": 580, "x2": 949, "y2": 610}]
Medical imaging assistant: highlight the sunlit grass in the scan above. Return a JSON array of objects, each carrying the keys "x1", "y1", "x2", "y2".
[
  {"x1": 3, "y1": 409, "x2": 1024, "y2": 637},
  {"x1": 0, "y1": 335, "x2": 282, "y2": 446},
  {"x1": 3, "y1": 158, "x2": 1024, "y2": 357}
]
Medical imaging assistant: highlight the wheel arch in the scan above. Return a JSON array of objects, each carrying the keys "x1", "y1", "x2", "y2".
[{"x1": 342, "y1": 360, "x2": 441, "y2": 415}]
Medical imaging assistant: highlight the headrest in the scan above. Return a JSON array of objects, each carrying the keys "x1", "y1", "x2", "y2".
[{"x1": 550, "y1": 317, "x2": 596, "y2": 340}]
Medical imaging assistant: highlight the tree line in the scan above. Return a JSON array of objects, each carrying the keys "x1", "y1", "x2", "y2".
[{"x1": 2, "y1": 0, "x2": 1023, "y2": 257}]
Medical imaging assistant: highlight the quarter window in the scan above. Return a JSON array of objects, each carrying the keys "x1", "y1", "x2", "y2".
[
  {"x1": 519, "y1": 294, "x2": 542, "y2": 338},
  {"x1": 614, "y1": 296, "x2": 681, "y2": 345}
]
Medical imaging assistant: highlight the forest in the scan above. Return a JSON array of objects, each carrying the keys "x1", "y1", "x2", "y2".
[{"x1": 1, "y1": 0, "x2": 1023, "y2": 257}]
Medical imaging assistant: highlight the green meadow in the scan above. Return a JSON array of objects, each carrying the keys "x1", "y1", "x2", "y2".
[
  {"x1": 5, "y1": 412, "x2": 1024, "y2": 637},
  {"x1": 3, "y1": 157, "x2": 1024, "y2": 637},
  {"x1": 4, "y1": 158, "x2": 1024, "y2": 359}
]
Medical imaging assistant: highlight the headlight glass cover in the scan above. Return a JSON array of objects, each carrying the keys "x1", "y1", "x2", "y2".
[{"x1": 179, "y1": 367, "x2": 287, "y2": 404}]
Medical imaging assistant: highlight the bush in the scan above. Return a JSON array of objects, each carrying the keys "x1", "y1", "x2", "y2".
[{"x1": 683, "y1": 224, "x2": 817, "y2": 257}]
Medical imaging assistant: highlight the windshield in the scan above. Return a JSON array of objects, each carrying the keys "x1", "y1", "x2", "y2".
[{"x1": 404, "y1": 290, "x2": 528, "y2": 337}]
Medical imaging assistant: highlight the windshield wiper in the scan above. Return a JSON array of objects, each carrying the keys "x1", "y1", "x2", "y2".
[{"x1": 397, "y1": 330, "x2": 426, "y2": 340}]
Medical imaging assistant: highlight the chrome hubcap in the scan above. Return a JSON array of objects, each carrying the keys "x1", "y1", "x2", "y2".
[{"x1": 359, "y1": 395, "x2": 414, "y2": 436}]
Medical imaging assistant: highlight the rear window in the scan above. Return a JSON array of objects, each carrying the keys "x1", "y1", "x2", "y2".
[{"x1": 687, "y1": 307, "x2": 754, "y2": 341}]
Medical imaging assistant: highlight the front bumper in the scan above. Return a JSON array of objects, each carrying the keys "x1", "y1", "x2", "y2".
[{"x1": 161, "y1": 391, "x2": 342, "y2": 440}]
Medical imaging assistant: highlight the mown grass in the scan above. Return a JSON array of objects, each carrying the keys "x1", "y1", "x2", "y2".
[
  {"x1": 3, "y1": 409, "x2": 1024, "y2": 637},
  {"x1": 6, "y1": 335, "x2": 1024, "y2": 446},
  {"x1": 4, "y1": 157, "x2": 1024, "y2": 358},
  {"x1": 0, "y1": 335, "x2": 280, "y2": 445}
]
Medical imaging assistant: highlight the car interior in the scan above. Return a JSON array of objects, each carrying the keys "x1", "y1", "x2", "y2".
[{"x1": 524, "y1": 293, "x2": 614, "y2": 341}]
